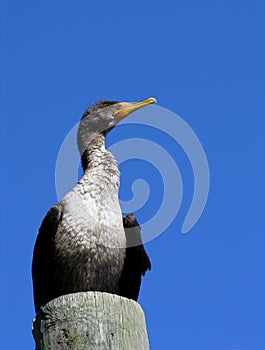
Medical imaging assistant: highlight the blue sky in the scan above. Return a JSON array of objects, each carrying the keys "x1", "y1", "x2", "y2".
[{"x1": 1, "y1": 1, "x2": 265, "y2": 349}]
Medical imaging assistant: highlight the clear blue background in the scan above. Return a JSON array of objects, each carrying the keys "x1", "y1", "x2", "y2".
[{"x1": 1, "y1": 1, "x2": 264, "y2": 349}]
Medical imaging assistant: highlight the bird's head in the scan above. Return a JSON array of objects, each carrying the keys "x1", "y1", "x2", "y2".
[{"x1": 77, "y1": 97, "x2": 156, "y2": 154}]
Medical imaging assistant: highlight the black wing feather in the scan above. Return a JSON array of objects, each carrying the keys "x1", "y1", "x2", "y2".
[
  {"x1": 32, "y1": 204, "x2": 63, "y2": 311},
  {"x1": 117, "y1": 214, "x2": 151, "y2": 301}
]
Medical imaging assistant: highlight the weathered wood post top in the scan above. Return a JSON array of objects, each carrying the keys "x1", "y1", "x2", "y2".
[{"x1": 33, "y1": 291, "x2": 149, "y2": 350}]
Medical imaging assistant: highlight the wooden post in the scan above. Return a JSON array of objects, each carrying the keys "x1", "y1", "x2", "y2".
[{"x1": 33, "y1": 291, "x2": 149, "y2": 350}]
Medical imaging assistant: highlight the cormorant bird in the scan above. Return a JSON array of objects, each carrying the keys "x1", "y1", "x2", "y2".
[{"x1": 32, "y1": 98, "x2": 155, "y2": 312}]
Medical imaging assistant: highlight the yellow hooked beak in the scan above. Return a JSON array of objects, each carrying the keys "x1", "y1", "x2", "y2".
[{"x1": 114, "y1": 97, "x2": 157, "y2": 122}]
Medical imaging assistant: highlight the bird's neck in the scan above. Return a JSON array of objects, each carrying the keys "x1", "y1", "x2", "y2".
[{"x1": 80, "y1": 133, "x2": 120, "y2": 188}]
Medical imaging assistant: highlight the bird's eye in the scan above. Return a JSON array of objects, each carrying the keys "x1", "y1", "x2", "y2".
[{"x1": 115, "y1": 103, "x2": 122, "y2": 110}]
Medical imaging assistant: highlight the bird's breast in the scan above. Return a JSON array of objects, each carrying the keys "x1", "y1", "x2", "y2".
[
  {"x1": 59, "y1": 186, "x2": 126, "y2": 250},
  {"x1": 52, "y1": 187, "x2": 126, "y2": 293}
]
